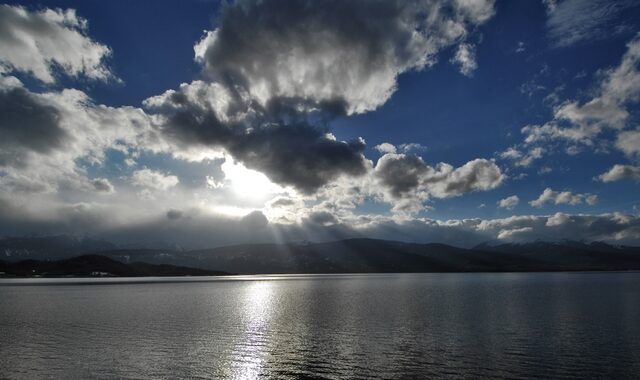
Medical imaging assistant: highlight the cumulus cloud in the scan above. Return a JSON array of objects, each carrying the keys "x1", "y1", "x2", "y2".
[
  {"x1": 131, "y1": 169, "x2": 179, "y2": 191},
  {"x1": 144, "y1": 81, "x2": 368, "y2": 193},
  {"x1": 497, "y1": 195, "x2": 519, "y2": 210},
  {"x1": 0, "y1": 5, "x2": 115, "y2": 83},
  {"x1": 374, "y1": 153, "x2": 503, "y2": 212},
  {"x1": 374, "y1": 143, "x2": 397, "y2": 155},
  {"x1": 194, "y1": 0, "x2": 495, "y2": 115},
  {"x1": 143, "y1": 0, "x2": 498, "y2": 193},
  {"x1": 597, "y1": 164, "x2": 640, "y2": 182},
  {"x1": 616, "y1": 129, "x2": 640, "y2": 158},
  {"x1": 0, "y1": 83, "x2": 66, "y2": 168},
  {"x1": 0, "y1": 76, "x2": 151, "y2": 197},
  {"x1": 529, "y1": 187, "x2": 598, "y2": 207}
]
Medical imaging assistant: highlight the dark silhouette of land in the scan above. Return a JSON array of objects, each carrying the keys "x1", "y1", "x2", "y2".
[
  {"x1": 2, "y1": 236, "x2": 640, "y2": 276},
  {"x1": 0, "y1": 255, "x2": 229, "y2": 278}
]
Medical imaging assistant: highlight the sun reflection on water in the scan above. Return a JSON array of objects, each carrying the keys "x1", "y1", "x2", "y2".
[{"x1": 230, "y1": 281, "x2": 274, "y2": 380}]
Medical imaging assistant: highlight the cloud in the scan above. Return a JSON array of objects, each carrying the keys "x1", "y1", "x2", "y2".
[
  {"x1": 597, "y1": 165, "x2": 640, "y2": 182},
  {"x1": 374, "y1": 154, "x2": 503, "y2": 212},
  {"x1": 166, "y1": 209, "x2": 183, "y2": 220},
  {"x1": 545, "y1": 0, "x2": 638, "y2": 48},
  {"x1": 1, "y1": 193, "x2": 639, "y2": 248},
  {"x1": 143, "y1": 0, "x2": 497, "y2": 194},
  {"x1": 499, "y1": 146, "x2": 544, "y2": 167},
  {"x1": 398, "y1": 143, "x2": 428, "y2": 154},
  {"x1": 0, "y1": 83, "x2": 66, "y2": 168},
  {"x1": 0, "y1": 5, "x2": 115, "y2": 83},
  {"x1": 131, "y1": 169, "x2": 179, "y2": 191},
  {"x1": 307, "y1": 211, "x2": 339, "y2": 226},
  {"x1": 529, "y1": 187, "x2": 598, "y2": 207},
  {"x1": 0, "y1": 76, "x2": 151, "y2": 197},
  {"x1": 497, "y1": 195, "x2": 519, "y2": 210},
  {"x1": 194, "y1": 0, "x2": 495, "y2": 115},
  {"x1": 374, "y1": 143, "x2": 397, "y2": 155},
  {"x1": 144, "y1": 81, "x2": 368, "y2": 193},
  {"x1": 616, "y1": 129, "x2": 640, "y2": 157},
  {"x1": 374, "y1": 142, "x2": 427, "y2": 155},
  {"x1": 91, "y1": 178, "x2": 114, "y2": 193},
  {"x1": 451, "y1": 43, "x2": 478, "y2": 76},
  {"x1": 519, "y1": 33, "x2": 640, "y2": 161}
]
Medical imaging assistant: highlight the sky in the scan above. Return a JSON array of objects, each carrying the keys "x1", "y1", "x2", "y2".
[{"x1": 0, "y1": 0, "x2": 639, "y2": 249}]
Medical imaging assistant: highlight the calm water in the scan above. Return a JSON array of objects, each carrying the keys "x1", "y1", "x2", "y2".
[{"x1": 1, "y1": 272, "x2": 640, "y2": 379}]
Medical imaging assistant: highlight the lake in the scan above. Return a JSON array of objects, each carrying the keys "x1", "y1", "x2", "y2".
[{"x1": 1, "y1": 272, "x2": 639, "y2": 379}]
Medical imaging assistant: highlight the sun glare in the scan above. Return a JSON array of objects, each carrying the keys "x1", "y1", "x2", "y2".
[{"x1": 221, "y1": 160, "x2": 284, "y2": 200}]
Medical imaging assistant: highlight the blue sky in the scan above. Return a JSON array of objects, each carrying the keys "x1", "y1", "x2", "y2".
[{"x1": 1, "y1": 0, "x2": 639, "y2": 248}]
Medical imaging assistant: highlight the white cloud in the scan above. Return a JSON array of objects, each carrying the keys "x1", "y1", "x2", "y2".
[
  {"x1": 194, "y1": 0, "x2": 495, "y2": 115},
  {"x1": 497, "y1": 195, "x2": 519, "y2": 210},
  {"x1": 398, "y1": 143, "x2": 428, "y2": 154},
  {"x1": 518, "y1": 34, "x2": 640, "y2": 163},
  {"x1": 131, "y1": 169, "x2": 179, "y2": 191},
  {"x1": 0, "y1": 76, "x2": 151, "y2": 198},
  {"x1": 597, "y1": 164, "x2": 640, "y2": 182},
  {"x1": 0, "y1": 5, "x2": 115, "y2": 83},
  {"x1": 451, "y1": 43, "x2": 478, "y2": 77},
  {"x1": 616, "y1": 129, "x2": 640, "y2": 158},
  {"x1": 529, "y1": 187, "x2": 598, "y2": 207},
  {"x1": 374, "y1": 142, "x2": 427, "y2": 155},
  {"x1": 374, "y1": 143, "x2": 397, "y2": 155},
  {"x1": 500, "y1": 146, "x2": 544, "y2": 167}
]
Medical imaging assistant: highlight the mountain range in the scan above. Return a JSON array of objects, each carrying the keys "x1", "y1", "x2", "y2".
[{"x1": 2, "y1": 236, "x2": 640, "y2": 275}]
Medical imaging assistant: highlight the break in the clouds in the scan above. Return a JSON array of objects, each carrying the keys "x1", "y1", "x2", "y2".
[{"x1": 1, "y1": 1, "x2": 639, "y2": 248}]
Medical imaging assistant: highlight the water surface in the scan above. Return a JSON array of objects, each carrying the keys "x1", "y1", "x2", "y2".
[{"x1": 1, "y1": 272, "x2": 639, "y2": 379}]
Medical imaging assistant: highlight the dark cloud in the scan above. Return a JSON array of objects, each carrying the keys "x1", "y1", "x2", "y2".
[
  {"x1": 0, "y1": 86, "x2": 66, "y2": 167},
  {"x1": 143, "y1": 0, "x2": 496, "y2": 194},
  {"x1": 145, "y1": 85, "x2": 367, "y2": 194},
  {"x1": 375, "y1": 154, "x2": 426, "y2": 198},
  {"x1": 374, "y1": 154, "x2": 504, "y2": 201},
  {"x1": 241, "y1": 210, "x2": 269, "y2": 229},
  {"x1": 308, "y1": 211, "x2": 338, "y2": 226},
  {"x1": 91, "y1": 178, "x2": 114, "y2": 193},
  {"x1": 166, "y1": 209, "x2": 183, "y2": 220}
]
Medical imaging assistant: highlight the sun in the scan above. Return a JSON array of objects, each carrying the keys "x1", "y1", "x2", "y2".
[{"x1": 221, "y1": 160, "x2": 284, "y2": 200}]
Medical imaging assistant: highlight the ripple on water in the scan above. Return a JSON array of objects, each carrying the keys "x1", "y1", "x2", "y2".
[{"x1": 1, "y1": 272, "x2": 640, "y2": 379}]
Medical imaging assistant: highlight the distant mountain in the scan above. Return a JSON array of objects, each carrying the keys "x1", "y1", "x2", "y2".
[
  {"x1": 2, "y1": 236, "x2": 640, "y2": 275},
  {"x1": 101, "y1": 238, "x2": 640, "y2": 274},
  {"x1": 0, "y1": 235, "x2": 116, "y2": 261},
  {"x1": 0, "y1": 255, "x2": 229, "y2": 278}
]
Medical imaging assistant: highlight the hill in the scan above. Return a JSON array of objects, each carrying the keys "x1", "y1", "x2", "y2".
[
  {"x1": 2, "y1": 237, "x2": 640, "y2": 275},
  {"x1": 0, "y1": 255, "x2": 229, "y2": 278}
]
